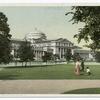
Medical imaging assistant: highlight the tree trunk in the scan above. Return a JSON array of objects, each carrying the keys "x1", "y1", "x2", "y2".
[
  {"x1": 30, "y1": 61, "x2": 31, "y2": 66},
  {"x1": 22, "y1": 62, "x2": 23, "y2": 67},
  {"x1": 15, "y1": 59, "x2": 17, "y2": 66},
  {"x1": 25, "y1": 61, "x2": 27, "y2": 67}
]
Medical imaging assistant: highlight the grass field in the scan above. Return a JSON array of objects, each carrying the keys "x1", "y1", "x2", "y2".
[
  {"x1": 0, "y1": 64, "x2": 100, "y2": 79},
  {"x1": 63, "y1": 88, "x2": 100, "y2": 94}
]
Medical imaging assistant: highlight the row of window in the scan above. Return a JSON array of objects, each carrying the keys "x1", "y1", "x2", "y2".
[
  {"x1": 33, "y1": 42, "x2": 73, "y2": 47},
  {"x1": 56, "y1": 42, "x2": 73, "y2": 47}
]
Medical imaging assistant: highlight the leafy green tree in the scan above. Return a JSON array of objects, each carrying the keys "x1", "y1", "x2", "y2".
[
  {"x1": 53, "y1": 54, "x2": 60, "y2": 63},
  {"x1": 18, "y1": 40, "x2": 35, "y2": 66},
  {"x1": 40, "y1": 33, "x2": 47, "y2": 40},
  {"x1": 72, "y1": 53, "x2": 81, "y2": 62},
  {"x1": 95, "y1": 51, "x2": 100, "y2": 62},
  {"x1": 36, "y1": 33, "x2": 47, "y2": 42},
  {"x1": 64, "y1": 49, "x2": 72, "y2": 63},
  {"x1": 66, "y1": 6, "x2": 100, "y2": 51},
  {"x1": 42, "y1": 51, "x2": 53, "y2": 63},
  {"x1": 0, "y1": 12, "x2": 12, "y2": 64}
]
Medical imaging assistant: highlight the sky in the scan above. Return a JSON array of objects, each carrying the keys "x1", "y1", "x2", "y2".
[{"x1": 0, "y1": 6, "x2": 86, "y2": 47}]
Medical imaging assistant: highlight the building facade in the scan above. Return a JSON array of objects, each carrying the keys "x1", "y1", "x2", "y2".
[
  {"x1": 31, "y1": 38, "x2": 74, "y2": 61},
  {"x1": 72, "y1": 49, "x2": 95, "y2": 61},
  {"x1": 11, "y1": 30, "x2": 95, "y2": 61}
]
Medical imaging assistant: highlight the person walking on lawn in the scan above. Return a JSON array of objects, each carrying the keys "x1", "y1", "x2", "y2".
[{"x1": 75, "y1": 59, "x2": 81, "y2": 75}]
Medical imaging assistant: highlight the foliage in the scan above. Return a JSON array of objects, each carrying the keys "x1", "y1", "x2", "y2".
[
  {"x1": 95, "y1": 51, "x2": 100, "y2": 62},
  {"x1": 66, "y1": 6, "x2": 100, "y2": 50},
  {"x1": 18, "y1": 40, "x2": 35, "y2": 66},
  {"x1": 72, "y1": 53, "x2": 81, "y2": 62},
  {"x1": 42, "y1": 51, "x2": 53, "y2": 62},
  {"x1": 53, "y1": 54, "x2": 60, "y2": 62},
  {"x1": 40, "y1": 33, "x2": 47, "y2": 40},
  {"x1": 0, "y1": 12, "x2": 12, "y2": 64},
  {"x1": 64, "y1": 49, "x2": 72, "y2": 63}
]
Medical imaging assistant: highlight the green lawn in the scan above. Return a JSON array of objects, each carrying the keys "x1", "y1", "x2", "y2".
[
  {"x1": 63, "y1": 88, "x2": 100, "y2": 94},
  {"x1": 0, "y1": 64, "x2": 100, "y2": 79}
]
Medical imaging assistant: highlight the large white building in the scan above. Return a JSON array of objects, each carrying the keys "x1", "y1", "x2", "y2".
[
  {"x1": 11, "y1": 29, "x2": 95, "y2": 61},
  {"x1": 31, "y1": 38, "x2": 74, "y2": 61},
  {"x1": 25, "y1": 29, "x2": 74, "y2": 61}
]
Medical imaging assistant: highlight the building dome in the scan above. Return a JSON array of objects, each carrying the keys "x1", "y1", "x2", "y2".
[{"x1": 25, "y1": 28, "x2": 46, "y2": 43}]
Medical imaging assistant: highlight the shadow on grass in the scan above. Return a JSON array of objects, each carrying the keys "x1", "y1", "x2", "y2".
[
  {"x1": 4, "y1": 64, "x2": 56, "y2": 69},
  {"x1": 62, "y1": 88, "x2": 100, "y2": 94},
  {"x1": 0, "y1": 74, "x2": 19, "y2": 80}
]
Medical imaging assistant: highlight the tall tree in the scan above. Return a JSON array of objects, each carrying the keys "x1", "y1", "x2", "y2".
[
  {"x1": 64, "y1": 48, "x2": 72, "y2": 63},
  {"x1": 40, "y1": 33, "x2": 47, "y2": 41},
  {"x1": 42, "y1": 51, "x2": 53, "y2": 63},
  {"x1": 18, "y1": 40, "x2": 35, "y2": 66},
  {"x1": 66, "y1": 6, "x2": 100, "y2": 51},
  {"x1": 72, "y1": 53, "x2": 81, "y2": 62},
  {"x1": 95, "y1": 51, "x2": 100, "y2": 62},
  {"x1": 0, "y1": 12, "x2": 12, "y2": 64},
  {"x1": 53, "y1": 54, "x2": 60, "y2": 63}
]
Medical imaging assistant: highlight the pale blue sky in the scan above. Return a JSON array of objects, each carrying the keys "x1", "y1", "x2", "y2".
[{"x1": 0, "y1": 6, "x2": 85, "y2": 47}]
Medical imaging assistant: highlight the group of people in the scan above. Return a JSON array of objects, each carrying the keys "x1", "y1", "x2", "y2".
[{"x1": 74, "y1": 58, "x2": 91, "y2": 76}]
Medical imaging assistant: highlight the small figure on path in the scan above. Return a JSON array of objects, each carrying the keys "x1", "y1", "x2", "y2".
[
  {"x1": 81, "y1": 58, "x2": 85, "y2": 71},
  {"x1": 75, "y1": 59, "x2": 81, "y2": 75},
  {"x1": 86, "y1": 67, "x2": 91, "y2": 75}
]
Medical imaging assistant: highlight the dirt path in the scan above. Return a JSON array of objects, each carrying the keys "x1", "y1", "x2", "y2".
[{"x1": 0, "y1": 80, "x2": 100, "y2": 94}]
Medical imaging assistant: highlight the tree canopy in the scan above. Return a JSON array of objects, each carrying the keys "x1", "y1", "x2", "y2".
[
  {"x1": 66, "y1": 6, "x2": 100, "y2": 50},
  {"x1": 42, "y1": 51, "x2": 53, "y2": 62},
  {"x1": 53, "y1": 54, "x2": 60, "y2": 62},
  {"x1": 95, "y1": 51, "x2": 100, "y2": 62},
  {"x1": 64, "y1": 49, "x2": 72, "y2": 63},
  {"x1": 0, "y1": 12, "x2": 12, "y2": 64},
  {"x1": 18, "y1": 40, "x2": 35, "y2": 66}
]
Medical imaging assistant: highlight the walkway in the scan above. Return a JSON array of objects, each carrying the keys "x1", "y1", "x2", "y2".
[{"x1": 0, "y1": 80, "x2": 100, "y2": 94}]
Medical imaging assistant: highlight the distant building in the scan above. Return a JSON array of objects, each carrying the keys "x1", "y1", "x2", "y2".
[
  {"x1": 31, "y1": 38, "x2": 74, "y2": 61},
  {"x1": 25, "y1": 29, "x2": 74, "y2": 61},
  {"x1": 72, "y1": 49, "x2": 95, "y2": 61},
  {"x1": 11, "y1": 29, "x2": 95, "y2": 61}
]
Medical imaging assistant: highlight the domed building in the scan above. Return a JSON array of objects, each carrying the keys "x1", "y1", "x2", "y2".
[
  {"x1": 23, "y1": 29, "x2": 75, "y2": 61},
  {"x1": 24, "y1": 28, "x2": 47, "y2": 61},
  {"x1": 25, "y1": 28, "x2": 47, "y2": 43},
  {"x1": 11, "y1": 28, "x2": 95, "y2": 62}
]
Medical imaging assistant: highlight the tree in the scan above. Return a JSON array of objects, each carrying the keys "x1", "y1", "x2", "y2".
[
  {"x1": 18, "y1": 40, "x2": 35, "y2": 66},
  {"x1": 64, "y1": 49, "x2": 72, "y2": 63},
  {"x1": 95, "y1": 51, "x2": 100, "y2": 62},
  {"x1": 53, "y1": 54, "x2": 60, "y2": 63},
  {"x1": 40, "y1": 33, "x2": 47, "y2": 41},
  {"x1": 72, "y1": 53, "x2": 81, "y2": 62},
  {"x1": 66, "y1": 6, "x2": 100, "y2": 51},
  {"x1": 0, "y1": 12, "x2": 12, "y2": 64},
  {"x1": 42, "y1": 51, "x2": 53, "y2": 63}
]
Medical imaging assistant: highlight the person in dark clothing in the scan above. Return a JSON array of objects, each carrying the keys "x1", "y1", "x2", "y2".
[{"x1": 81, "y1": 59, "x2": 85, "y2": 71}]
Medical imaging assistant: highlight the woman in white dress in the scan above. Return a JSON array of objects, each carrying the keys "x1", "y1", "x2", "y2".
[{"x1": 75, "y1": 59, "x2": 81, "y2": 75}]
